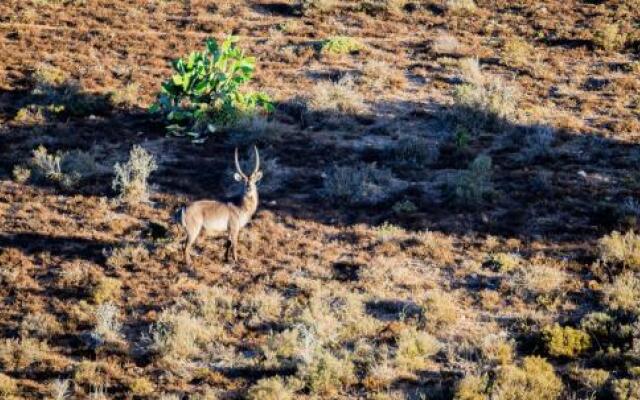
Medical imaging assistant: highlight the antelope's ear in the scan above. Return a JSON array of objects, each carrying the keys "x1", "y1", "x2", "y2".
[
  {"x1": 234, "y1": 173, "x2": 244, "y2": 182},
  {"x1": 254, "y1": 171, "x2": 263, "y2": 181}
]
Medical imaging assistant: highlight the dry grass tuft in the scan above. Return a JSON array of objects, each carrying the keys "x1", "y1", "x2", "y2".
[
  {"x1": 73, "y1": 360, "x2": 111, "y2": 387},
  {"x1": 446, "y1": 0, "x2": 477, "y2": 14},
  {"x1": 598, "y1": 230, "x2": 640, "y2": 270},
  {"x1": 11, "y1": 165, "x2": 31, "y2": 183},
  {"x1": 511, "y1": 264, "x2": 567, "y2": 300},
  {"x1": 452, "y1": 73, "x2": 520, "y2": 131},
  {"x1": 92, "y1": 277, "x2": 122, "y2": 304},
  {"x1": 444, "y1": 154, "x2": 493, "y2": 207},
  {"x1": 480, "y1": 333, "x2": 514, "y2": 366},
  {"x1": 297, "y1": 348, "x2": 356, "y2": 396},
  {"x1": 610, "y1": 378, "x2": 640, "y2": 400},
  {"x1": 128, "y1": 377, "x2": 154, "y2": 396},
  {"x1": 93, "y1": 303, "x2": 123, "y2": 342},
  {"x1": 422, "y1": 289, "x2": 459, "y2": 330},
  {"x1": 246, "y1": 377, "x2": 294, "y2": 400},
  {"x1": 110, "y1": 82, "x2": 140, "y2": 107},
  {"x1": 432, "y1": 33, "x2": 462, "y2": 54},
  {"x1": 0, "y1": 373, "x2": 18, "y2": 397},
  {"x1": 361, "y1": 60, "x2": 407, "y2": 90},
  {"x1": 150, "y1": 305, "x2": 222, "y2": 365},
  {"x1": 502, "y1": 37, "x2": 534, "y2": 69},
  {"x1": 20, "y1": 312, "x2": 62, "y2": 338},
  {"x1": 0, "y1": 337, "x2": 50, "y2": 370},
  {"x1": 602, "y1": 272, "x2": 640, "y2": 313},
  {"x1": 492, "y1": 356, "x2": 563, "y2": 400},
  {"x1": 112, "y1": 145, "x2": 157, "y2": 204},
  {"x1": 106, "y1": 245, "x2": 150, "y2": 269},
  {"x1": 299, "y1": 0, "x2": 338, "y2": 15},
  {"x1": 307, "y1": 76, "x2": 367, "y2": 116},
  {"x1": 49, "y1": 378, "x2": 70, "y2": 400},
  {"x1": 395, "y1": 327, "x2": 441, "y2": 372},
  {"x1": 456, "y1": 356, "x2": 563, "y2": 400},
  {"x1": 593, "y1": 23, "x2": 627, "y2": 52},
  {"x1": 322, "y1": 163, "x2": 398, "y2": 206},
  {"x1": 30, "y1": 146, "x2": 97, "y2": 189}
]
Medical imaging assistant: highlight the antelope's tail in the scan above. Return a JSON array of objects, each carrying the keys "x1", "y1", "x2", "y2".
[{"x1": 173, "y1": 206, "x2": 186, "y2": 227}]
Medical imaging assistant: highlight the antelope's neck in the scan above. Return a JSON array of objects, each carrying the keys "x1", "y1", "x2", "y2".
[{"x1": 240, "y1": 190, "x2": 258, "y2": 218}]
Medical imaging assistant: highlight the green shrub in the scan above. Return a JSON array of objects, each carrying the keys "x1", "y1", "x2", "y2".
[
  {"x1": 541, "y1": 324, "x2": 591, "y2": 358},
  {"x1": 444, "y1": 154, "x2": 493, "y2": 207},
  {"x1": 152, "y1": 35, "x2": 273, "y2": 142},
  {"x1": 320, "y1": 37, "x2": 363, "y2": 55}
]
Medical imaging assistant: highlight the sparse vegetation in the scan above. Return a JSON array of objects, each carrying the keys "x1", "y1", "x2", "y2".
[
  {"x1": 29, "y1": 145, "x2": 97, "y2": 188},
  {"x1": 2, "y1": 0, "x2": 640, "y2": 398}
]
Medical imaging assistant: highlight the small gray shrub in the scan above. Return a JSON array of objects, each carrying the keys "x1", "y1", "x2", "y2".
[{"x1": 322, "y1": 163, "x2": 397, "y2": 206}]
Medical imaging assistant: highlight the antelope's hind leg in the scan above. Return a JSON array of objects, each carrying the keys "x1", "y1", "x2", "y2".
[{"x1": 184, "y1": 222, "x2": 203, "y2": 266}]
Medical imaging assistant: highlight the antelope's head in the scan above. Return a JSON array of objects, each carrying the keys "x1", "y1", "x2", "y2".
[{"x1": 234, "y1": 146, "x2": 263, "y2": 196}]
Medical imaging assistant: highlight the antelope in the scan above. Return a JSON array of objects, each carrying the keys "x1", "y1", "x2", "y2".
[{"x1": 175, "y1": 146, "x2": 262, "y2": 265}]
